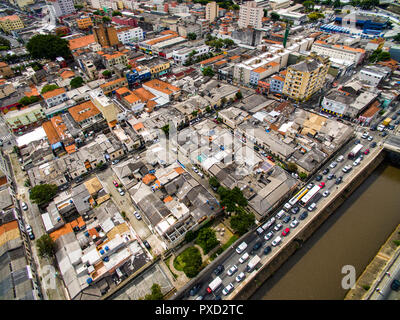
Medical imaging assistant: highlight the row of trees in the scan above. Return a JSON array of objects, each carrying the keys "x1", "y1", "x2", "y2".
[
  {"x1": 0, "y1": 37, "x2": 11, "y2": 51},
  {"x1": 369, "y1": 49, "x2": 391, "y2": 63},
  {"x1": 205, "y1": 35, "x2": 235, "y2": 51}
]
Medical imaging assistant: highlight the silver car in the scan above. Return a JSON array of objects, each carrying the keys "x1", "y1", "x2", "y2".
[{"x1": 235, "y1": 272, "x2": 245, "y2": 283}]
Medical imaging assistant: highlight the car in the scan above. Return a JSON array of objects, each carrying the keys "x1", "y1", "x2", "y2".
[
  {"x1": 236, "y1": 241, "x2": 248, "y2": 254},
  {"x1": 21, "y1": 202, "x2": 28, "y2": 211},
  {"x1": 391, "y1": 279, "x2": 400, "y2": 291},
  {"x1": 189, "y1": 283, "x2": 202, "y2": 296},
  {"x1": 382, "y1": 132, "x2": 388, "y2": 137},
  {"x1": 322, "y1": 168, "x2": 330, "y2": 175},
  {"x1": 307, "y1": 183, "x2": 314, "y2": 189},
  {"x1": 192, "y1": 166, "x2": 199, "y2": 173},
  {"x1": 25, "y1": 225, "x2": 32, "y2": 233},
  {"x1": 251, "y1": 241, "x2": 263, "y2": 254},
  {"x1": 264, "y1": 231, "x2": 274, "y2": 241},
  {"x1": 389, "y1": 125, "x2": 395, "y2": 130},
  {"x1": 335, "y1": 176, "x2": 343, "y2": 185},
  {"x1": 196, "y1": 295, "x2": 204, "y2": 300},
  {"x1": 370, "y1": 126, "x2": 377, "y2": 131},
  {"x1": 290, "y1": 219, "x2": 299, "y2": 228},
  {"x1": 342, "y1": 165, "x2": 352, "y2": 173},
  {"x1": 319, "y1": 182, "x2": 325, "y2": 188},
  {"x1": 315, "y1": 175, "x2": 322, "y2": 181},
  {"x1": 274, "y1": 223, "x2": 283, "y2": 231},
  {"x1": 142, "y1": 240, "x2": 151, "y2": 249},
  {"x1": 329, "y1": 161, "x2": 337, "y2": 169},
  {"x1": 222, "y1": 283, "x2": 234, "y2": 296},
  {"x1": 118, "y1": 187, "x2": 125, "y2": 196},
  {"x1": 299, "y1": 211, "x2": 308, "y2": 220},
  {"x1": 111, "y1": 159, "x2": 119, "y2": 165},
  {"x1": 235, "y1": 272, "x2": 246, "y2": 283},
  {"x1": 336, "y1": 155, "x2": 344, "y2": 162},
  {"x1": 327, "y1": 173, "x2": 336, "y2": 180},
  {"x1": 354, "y1": 139, "x2": 360, "y2": 145},
  {"x1": 362, "y1": 132, "x2": 368, "y2": 139},
  {"x1": 214, "y1": 265, "x2": 224, "y2": 276},
  {"x1": 395, "y1": 120, "x2": 400, "y2": 125},
  {"x1": 282, "y1": 216, "x2": 291, "y2": 223},
  {"x1": 308, "y1": 203, "x2": 316, "y2": 212},
  {"x1": 113, "y1": 180, "x2": 119, "y2": 187},
  {"x1": 364, "y1": 149, "x2": 370, "y2": 155},
  {"x1": 370, "y1": 142, "x2": 377, "y2": 148},
  {"x1": 393, "y1": 115, "x2": 398, "y2": 120},
  {"x1": 239, "y1": 252, "x2": 250, "y2": 264},
  {"x1": 28, "y1": 231, "x2": 35, "y2": 240},
  {"x1": 134, "y1": 211, "x2": 142, "y2": 220},
  {"x1": 263, "y1": 246, "x2": 272, "y2": 255},
  {"x1": 291, "y1": 206, "x2": 300, "y2": 214},
  {"x1": 367, "y1": 136, "x2": 373, "y2": 141},
  {"x1": 227, "y1": 264, "x2": 238, "y2": 276},
  {"x1": 322, "y1": 190, "x2": 330, "y2": 197},
  {"x1": 282, "y1": 227, "x2": 290, "y2": 236}
]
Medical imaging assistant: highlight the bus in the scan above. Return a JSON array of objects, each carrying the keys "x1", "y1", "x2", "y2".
[
  {"x1": 348, "y1": 144, "x2": 363, "y2": 159},
  {"x1": 299, "y1": 185, "x2": 321, "y2": 207},
  {"x1": 288, "y1": 187, "x2": 309, "y2": 206}
]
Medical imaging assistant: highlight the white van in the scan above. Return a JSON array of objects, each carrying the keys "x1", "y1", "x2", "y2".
[
  {"x1": 271, "y1": 236, "x2": 281, "y2": 247},
  {"x1": 283, "y1": 203, "x2": 292, "y2": 211},
  {"x1": 275, "y1": 209, "x2": 286, "y2": 220},
  {"x1": 353, "y1": 158, "x2": 361, "y2": 166},
  {"x1": 239, "y1": 252, "x2": 249, "y2": 264},
  {"x1": 336, "y1": 155, "x2": 344, "y2": 162},
  {"x1": 236, "y1": 241, "x2": 248, "y2": 254}
]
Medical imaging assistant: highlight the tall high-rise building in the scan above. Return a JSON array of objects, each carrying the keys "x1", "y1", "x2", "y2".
[
  {"x1": 93, "y1": 23, "x2": 120, "y2": 47},
  {"x1": 48, "y1": 0, "x2": 76, "y2": 18},
  {"x1": 238, "y1": 1, "x2": 263, "y2": 29},
  {"x1": 282, "y1": 55, "x2": 331, "y2": 102},
  {"x1": 206, "y1": 2, "x2": 219, "y2": 23}
]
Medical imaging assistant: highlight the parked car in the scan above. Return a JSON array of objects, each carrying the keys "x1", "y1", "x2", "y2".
[
  {"x1": 239, "y1": 253, "x2": 249, "y2": 264},
  {"x1": 299, "y1": 211, "x2": 308, "y2": 220},
  {"x1": 308, "y1": 203, "x2": 317, "y2": 212},
  {"x1": 21, "y1": 202, "x2": 28, "y2": 211},
  {"x1": 25, "y1": 225, "x2": 32, "y2": 233},
  {"x1": 291, "y1": 206, "x2": 300, "y2": 214},
  {"x1": 118, "y1": 187, "x2": 125, "y2": 196},
  {"x1": 362, "y1": 132, "x2": 368, "y2": 139},
  {"x1": 322, "y1": 190, "x2": 330, "y2": 197},
  {"x1": 335, "y1": 176, "x2": 343, "y2": 185},
  {"x1": 222, "y1": 283, "x2": 234, "y2": 296},
  {"x1": 364, "y1": 149, "x2": 370, "y2": 155},
  {"x1": 142, "y1": 240, "x2": 151, "y2": 249},
  {"x1": 264, "y1": 231, "x2": 274, "y2": 241},
  {"x1": 290, "y1": 219, "x2": 299, "y2": 228},
  {"x1": 354, "y1": 139, "x2": 360, "y2": 145},
  {"x1": 111, "y1": 159, "x2": 119, "y2": 165},
  {"x1": 370, "y1": 142, "x2": 377, "y2": 148},
  {"x1": 273, "y1": 223, "x2": 283, "y2": 232},
  {"x1": 307, "y1": 183, "x2": 314, "y2": 189},
  {"x1": 382, "y1": 132, "x2": 388, "y2": 137},
  {"x1": 283, "y1": 216, "x2": 291, "y2": 223},
  {"x1": 251, "y1": 241, "x2": 263, "y2": 254},
  {"x1": 189, "y1": 283, "x2": 202, "y2": 296},
  {"x1": 28, "y1": 231, "x2": 35, "y2": 240},
  {"x1": 263, "y1": 246, "x2": 272, "y2": 255},
  {"x1": 214, "y1": 265, "x2": 224, "y2": 276},
  {"x1": 227, "y1": 265, "x2": 238, "y2": 276},
  {"x1": 329, "y1": 161, "x2": 337, "y2": 169},
  {"x1": 322, "y1": 168, "x2": 330, "y2": 175},
  {"x1": 235, "y1": 272, "x2": 246, "y2": 283},
  {"x1": 315, "y1": 174, "x2": 323, "y2": 182},
  {"x1": 367, "y1": 136, "x2": 373, "y2": 141},
  {"x1": 134, "y1": 211, "x2": 142, "y2": 220},
  {"x1": 319, "y1": 182, "x2": 325, "y2": 188},
  {"x1": 113, "y1": 180, "x2": 119, "y2": 187},
  {"x1": 327, "y1": 173, "x2": 336, "y2": 180},
  {"x1": 342, "y1": 165, "x2": 352, "y2": 173},
  {"x1": 282, "y1": 227, "x2": 290, "y2": 236},
  {"x1": 391, "y1": 279, "x2": 400, "y2": 291}
]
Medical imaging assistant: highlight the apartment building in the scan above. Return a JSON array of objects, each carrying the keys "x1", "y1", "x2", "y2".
[
  {"x1": 42, "y1": 87, "x2": 69, "y2": 108},
  {"x1": 89, "y1": 88, "x2": 118, "y2": 124},
  {"x1": 311, "y1": 41, "x2": 365, "y2": 66},
  {"x1": 48, "y1": 0, "x2": 76, "y2": 18},
  {"x1": 0, "y1": 15, "x2": 24, "y2": 33},
  {"x1": 116, "y1": 26, "x2": 144, "y2": 44},
  {"x1": 269, "y1": 0, "x2": 291, "y2": 10},
  {"x1": 282, "y1": 55, "x2": 330, "y2": 102},
  {"x1": 68, "y1": 101, "x2": 104, "y2": 130},
  {"x1": 172, "y1": 45, "x2": 210, "y2": 65},
  {"x1": 99, "y1": 51, "x2": 128, "y2": 69},
  {"x1": 238, "y1": 1, "x2": 263, "y2": 29},
  {"x1": 93, "y1": 24, "x2": 119, "y2": 47},
  {"x1": 100, "y1": 77, "x2": 128, "y2": 95},
  {"x1": 0, "y1": 62, "x2": 13, "y2": 78},
  {"x1": 7, "y1": 0, "x2": 34, "y2": 9},
  {"x1": 76, "y1": 16, "x2": 93, "y2": 30},
  {"x1": 206, "y1": 2, "x2": 219, "y2": 23},
  {"x1": 4, "y1": 104, "x2": 46, "y2": 133}
]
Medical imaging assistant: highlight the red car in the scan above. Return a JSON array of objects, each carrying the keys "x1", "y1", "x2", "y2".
[
  {"x1": 282, "y1": 228, "x2": 290, "y2": 237},
  {"x1": 113, "y1": 180, "x2": 119, "y2": 187},
  {"x1": 364, "y1": 149, "x2": 370, "y2": 155},
  {"x1": 319, "y1": 182, "x2": 325, "y2": 188}
]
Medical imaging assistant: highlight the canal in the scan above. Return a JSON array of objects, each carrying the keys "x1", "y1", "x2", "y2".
[{"x1": 251, "y1": 161, "x2": 400, "y2": 300}]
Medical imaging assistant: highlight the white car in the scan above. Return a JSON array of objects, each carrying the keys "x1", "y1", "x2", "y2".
[
  {"x1": 342, "y1": 165, "x2": 352, "y2": 173},
  {"x1": 239, "y1": 252, "x2": 249, "y2": 264},
  {"x1": 264, "y1": 231, "x2": 274, "y2": 241},
  {"x1": 329, "y1": 161, "x2": 337, "y2": 168},
  {"x1": 192, "y1": 166, "x2": 199, "y2": 173},
  {"x1": 362, "y1": 132, "x2": 369, "y2": 139},
  {"x1": 111, "y1": 159, "x2": 119, "y2": 165},
  {"x1": 235, "y1": 272, "x2": 246, "y2": 283},
  {"x1": 222, "y1": 283, "x2": 234, "y2": 296},
  {"x1": 118, "y1": 188, "x2": 125, "y2": 196},
  {"x1": 322, "y1": 190, "x2": 330, "y2": 197},
  {"x1": 307, "y1": 183, "x2": 314, "y2": 189},
  {"x1": 25, "y1": 225, "x2": 32, "y2": 233},
  {"x1": 227, "y1": 265, "x2": 238, "y2": 276},
  {"x1": 290, "y1": 219, "x2": 299, "y2": 228},
  {"x1": 273, "y1": 223, "x2": 283, "y2": 232},
  {"x1": 308, "y1": 203, "x2": 316, "y2": 212},
  {"x1": 134, "y1": 211, "x2": 142, "y2": 220},
  {"x1": 368, "y1": 136, "x2": 373, "y2": 141},
  {"x1": 21, "y1": 202, "x2": 28, "y2": 211}
]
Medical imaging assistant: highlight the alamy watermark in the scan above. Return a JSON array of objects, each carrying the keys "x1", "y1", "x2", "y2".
[{"x1": 341, "y1": 265, "x2": 356, "y2": 290}]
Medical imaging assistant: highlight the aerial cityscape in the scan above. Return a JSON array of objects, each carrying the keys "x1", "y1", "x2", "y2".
[{"x1": 0, "y1": 0, "x2": 400, "y2": 303}]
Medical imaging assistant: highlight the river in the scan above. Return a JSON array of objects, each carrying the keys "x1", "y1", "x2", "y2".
[{"x1": 251, "y1": 161, "x2": 400, "y2": 300}]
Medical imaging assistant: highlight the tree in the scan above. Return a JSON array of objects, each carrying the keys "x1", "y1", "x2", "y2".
[
  {"x1": 196, "y1": 228, "x2": 219, "y2": 254},
  {"x1": 191, "y1": 110, "x2": 199, "y2": 118},
  {"x1": 102, "y1": 16, "x2": 111, "y2": 23},
  {"x1": 263, "y1": 9, "x2": 268, "y2": 17},
  {"x1": 41, "y1": 84, "x2": 59, "y2": 94},
  {"x1": 102, "y1": 70, "x2": 112, "y2": 78},
  {"x1": 26, "y1": 34, "x2": 71, "y2": 60},
  {"x1": 0, "y1": 37, "x2": 10, "y2": 50},
  {"x1": 391, "y1": 33, "x2": 399, "y2": 42},
  {"x1": 270, "y1": 12, "x2": 280, "y2": 21},
  {"x1": 231, "y1": 4, "x2": 240, "y2": 10},
  {"x1": 303, "y1": 0, "x2": 315, "y2": 12},
  {"x1": 230, "y1": 208, "x2": 255, "y2": 236},
  {"x1": 70, "y1": 76, "x2": 84, "y2": 89},
  {"x1": 19, "y1": 96, "x2": 40, "y2": 106},
  {"x1": 299, "y1": 172, "x2": 308, "y2": 180},
  {"x1": 36, "y1": 234, "x2": 56, "y2": 260},
  {"x1": 235, "y1": 91, "x2": 243, "y2": 100},
  {"x1": 209, "y1": 176, "x2": 220, "y2": 189},
  {"x1": 223, "y1": 38, "x2": 235, "y2": 47},
  {"x1": 74, "y1": 4, "x2": 84, "y2": 9},
  {"x1": 202, "y1": 66, "x2": 214, "y2": 77},
  {"x1": 205, "y1": 106, "x2": 212, "y2": 113},
  {"x1": 286, "y1": 162, "x2": 298, "y2": 173},
  {"x1": 187, "y1": 32, "x2": 197, "y2": 40},
  {"x1": 161, "y1": 124, "x2": 169, "y2": 137},
  {"x1": 184, "y1": 230, "x2": 196, "y2": 243},
  {"x1": 112, "y1": 10, "x2": 122, "y2": 16},
  {"x1": 308, "y1": 12, "x2": 324, "y2": 21},
  {"x1": 217, "y1": 186, "x2": 247, "y2": 212},
  {"x1": 333, "y1": 0, "x2": 341, "y2": 8},
  {"x1": 176, "y1": 246, "x2": 203, "y2": 278},
  {"x1": 30, "y1": 184, "x2": 58, "y2": 206},
  {"x1": 144, "y1": 283, "x2": 164, "y2": 300}
]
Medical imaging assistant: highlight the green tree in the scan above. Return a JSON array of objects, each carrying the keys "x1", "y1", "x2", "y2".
[
  {"x1": 230, "y1": 208, "x2": 255, "y2": 236},
  {"x1": 184, "y1": 230, "x2": 196, "y2": 243},
  {"x1": 263, "y1": 9, "x2": 268, "y2": 17},
  {"x1": 144, "y1": 283, "x2": 164, "y2": 300},
  {"x1": 41, "y1": 84, "x2": 59, "y2": 94},
  {"x1": 235, "y1": 91, "x2": 243, "y2": 100},
  {"x1": 270, "y1": 12, "x2": 280, "y2": 21},
  {"x1": 303, "y1": 0, "x2": 315, "y2": 12},
  {"x1": 26, "y1": 34, "x2": 71, "y2": 60},
  {"x1": 191, "y1": 110, "x2": 199, "y2": 118},
  {"x1": 102, "y1": 16, "x2": 111, "y2": 23},
  {"x1": 308, "y1": 12, "x2": 324, "y2": 21},
  {"x1": 287, "y1": 162, "x2": 298, "y2": 173},
  {"x1": 30, "y1": 184, "x2": 58, "y2": 206},
  {"x1": 18, "y1": 96, "x2": 40, "y2": 106},
  {"x1": 231, "y1": 4, "x2": 240, "y2": 10},
  {"x1": 0, "y1": 36, "x2": 10, "y2": 50},
  {"x1": 218, "y1": 186, "x2": 247, "y2": 212},
  {"x1": 36, "y1": 234, "x2": 56, "y2": 260},
  {"x1": 202, "y1": 66, "x2": 215, "y2": 77},
  {"x1": 102, "y1": 70, "x2": 112, "y2": 78},
  {"x1": 112, "y1": 10, "x2": 122, "y2": 16},
  {"x1": 209, "y1": 176, "x2": 220, "y2": 189},
  {"x1": 175, "y1": 247, "x2": 202, "y2": 278},
  {"x1": 74, "y1": 4, "x2": 84, "y2": 9},
  {"x1": 161, "y1": 124, "x2": 169, "y2": 137},
  {"x1": 333, "y1": 0, "x2": 341, "y2": 8},
  {"x1": 223, "y1": 38, "x2": 235, "y2": 47},
  {"x1": 196, "y1": 228, "x2": 219, "y2": 254},
  {"x1": 299, "y1": 172, "x2": 308, "y2": 180},
  {"x1": 205, "y1": 106, "x2": 212, "y2": 113},
  {"x1": 187, "y1": 32, "x2": 197, "y2": 40},
  {"x1": 70, "y1": 76, "x2": 84, "y2": 89}
]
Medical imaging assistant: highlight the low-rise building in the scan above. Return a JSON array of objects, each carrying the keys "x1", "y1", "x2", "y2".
[
  {"x1": 76, "y1": 16, "x2": 93, "y2": 30},
  {"x1": 4, "y1": 104, "x2": 46, "y2": 133},
  {"x1": 68, "y1": 101, "x2": 104, "y2": 131},
  {"x1": 42, "y1": 87, "x2": 69, "y2": 108}
]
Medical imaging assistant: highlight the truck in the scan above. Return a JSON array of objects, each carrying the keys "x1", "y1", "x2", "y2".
[
  {"x1": 377, "y1": 124, "x2": 385, "y2": 132},
  {"x1": 382, "y1": 118, "x2": 392, "y2": 126},
  {"x1": 348, "y1": 143, "x2": 363, "y2": 159},
  {"x1": 206, "y1": 276, "x2": 223, "y2": 294},
  {"x1": 246, "y1": 255, "x2": 261, "y2": 272}
]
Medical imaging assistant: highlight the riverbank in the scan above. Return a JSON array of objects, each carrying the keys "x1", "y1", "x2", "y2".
[{"x1": 345, "y1": 224, "x2": 400, "y2": 300}]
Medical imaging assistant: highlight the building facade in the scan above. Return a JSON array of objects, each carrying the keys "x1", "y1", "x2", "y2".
[
  {"x1": 206, "y1": 2, "x2": 219, "y2": 23},
  {"x1": 0, "y1": 15, "x2": 24, "y2": 33},
  {"x1": 238, "y1": 1, "x2": 263, "y2": 29}
]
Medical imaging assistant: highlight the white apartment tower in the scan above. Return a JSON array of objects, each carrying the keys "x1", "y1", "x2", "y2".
[
  {"x1": 48, "y1": 0, "x2": 76, "y2": 17},
  {"x1": 238, "y1": 1, "x2": 263, "y2": 29},
  {"x1": 206, "y1": 2, "x2": 219, "y2": 23}
]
